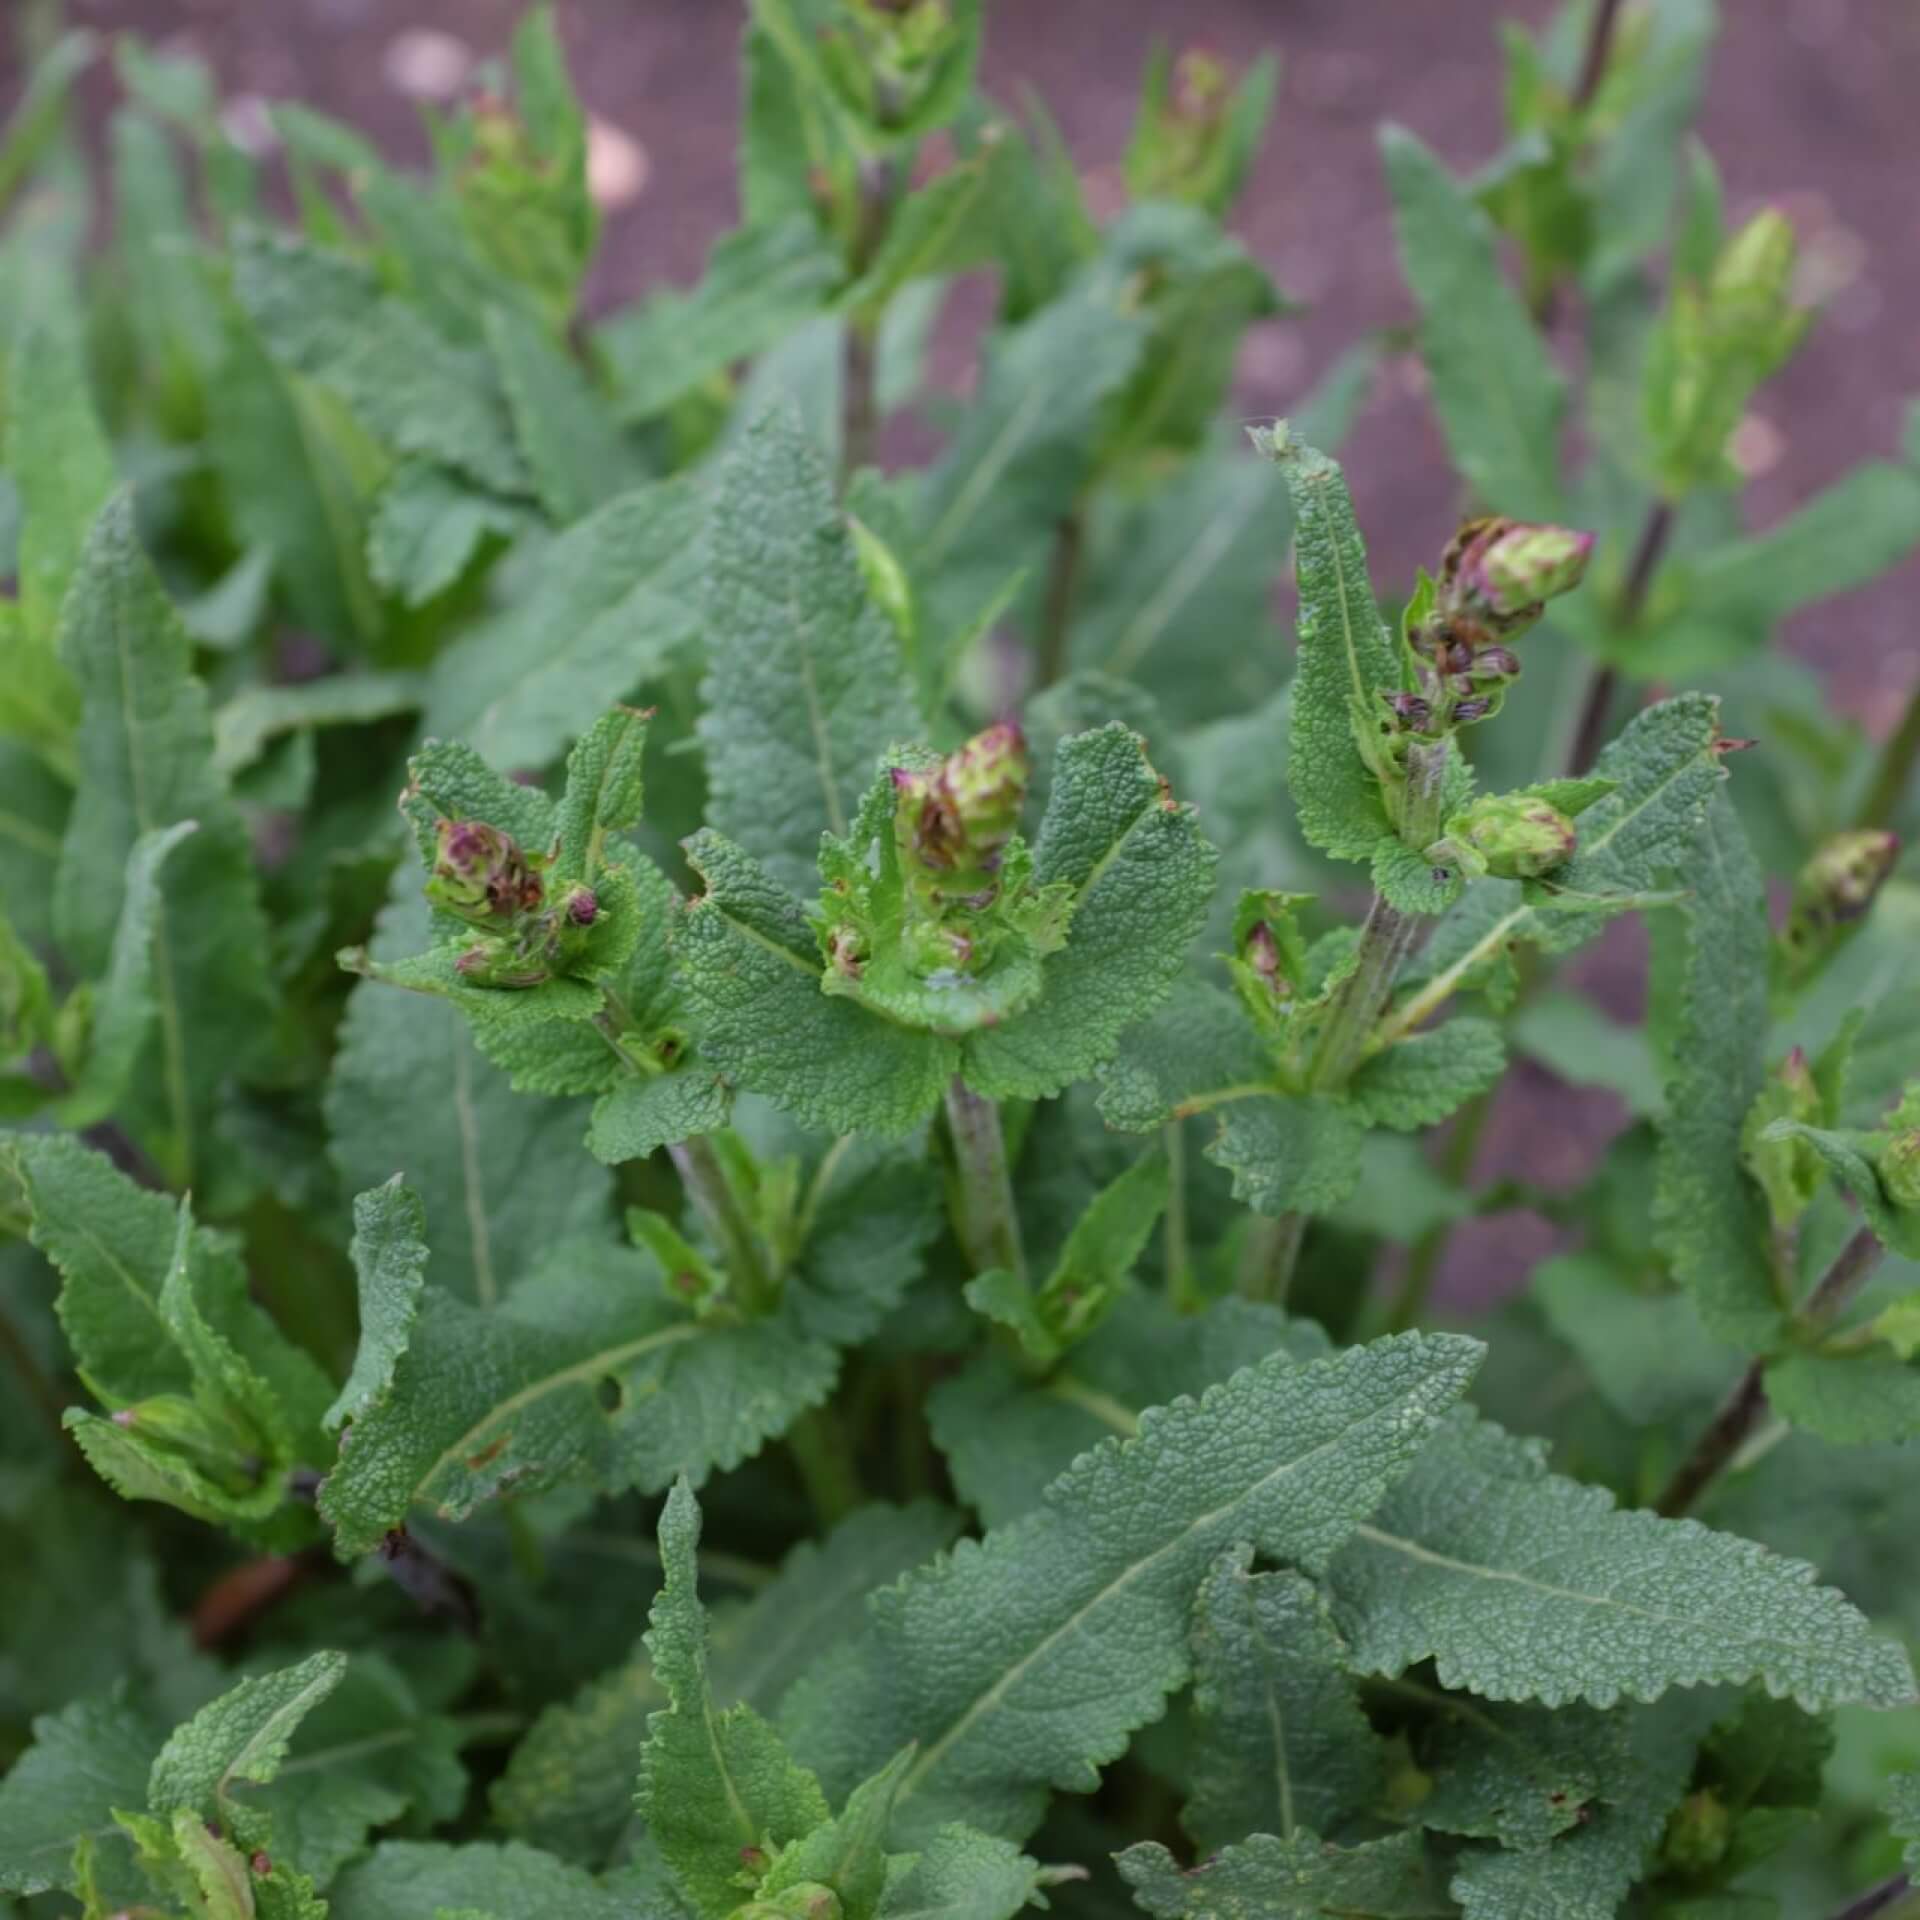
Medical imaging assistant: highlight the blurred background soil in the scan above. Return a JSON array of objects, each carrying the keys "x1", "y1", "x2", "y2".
[{"x1": 10, "y1": 0, "x2": 1920, "y2": 1299}]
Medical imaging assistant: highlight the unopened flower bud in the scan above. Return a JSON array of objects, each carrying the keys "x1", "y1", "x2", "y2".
[
  {"x1": 944, "y1": 723, "x2": 1028, "y2": 865},
  {"x1": 1662, "y1": 1790, "x2": 1732, "y2": 1875},
  {"x1": 1452, "y1": 698, "x2": 1494, "y2": 724},
  {"x1": 1472, "y1": 646, "x2": 1522, "y2": 683},
  {"x1": 1881, "y1": 1130, "x2": 1920, "y2": 1213},
  {"x1": 250, "y1": 1852, "x2": 272, "y2": 1876},
  {"x1": 1449, "y1": 792, "x2": 1578, "y2": 879},
  {"x1": 1243, "y1": 920, "x2": 1288, "y2": 998},
  {"x1": 1742, "y1": 1047, "x2": 1824, "y2": 1229},
  {"x1": 1383, "y1": 691, "x2": 1432, "y2": 731},
  {"x1": 1797, "y1": 829, "x2": 1898, "y2": 927},
  {"x1": 1712, "y1": 207, "x2": 1797, "y2": 312},
  {"x1": 429, "y1": 819, "x2": 542, "y2": 928},
  {"x1": 1465, "y1": 522, "x2": 1595, "y2": 620},
  {"x1": 454, "y1": 938, "x2": 552, "y2": 990},
  {"x1": 565, "y1": 887, "x2": 598, "y2": 928}
]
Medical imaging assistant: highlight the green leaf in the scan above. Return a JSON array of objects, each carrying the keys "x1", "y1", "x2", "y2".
[
  {"x1": 928, "y1": 1292, "x2": 1328, "y2": 1530},
  {"x1": 962, "y1": 724, "x2": 1218, "y2": 1101},
  {"x1": 1097, "y1": 980, "x2": 1272, "y2": 1134},
  {"x1": 238, "y1": 1654, "x2": 468, "y2": 1888},
  {"x1": 1256, "y1": 431, "x2": 1399, "y2": 862},
  {"x1": 637, "y1": 1481, "x2": 830, "y2": 1919},
  {"x1": 1414, "y1": 1697, "x2": 1608, "y2": 1851},
  {"x1": 149, "y1": 1652, "x2": 348, "y2": 1824},
  {"x1": 212, "y1": 672, "x2": 423, "y2": 779},
  {"x1": 233, "y1": 226, "x2": 528, "y2": 497},
  {"x1": 1887, "y1": 1772, "x2": 1920, "y2": 1885},
  {"x1": 423, "y1": 474, "x2": 703, "y2": 769},
  {"x1": 1324, "y1": 1409, "x2": 1915, "y2": 1711},
  {"x1": 4, "y1": 308, "x2": 111, "y2": 757},
  {"x1": 599, "y1": 216, "x2": 842, "y2": 423},
  {"x1": 1118, "y1": 1830, "x2": 1445, "y2": 1919},
  {"x1": 1209, "y1": 1092, "x2": 1368, "y2": 1220},
  {"x1": 1381, "y1": 126, "x2": 1566, "y2": 519},
  {"x1": 1654, "y1": 790, "x2": 1783, "y2": 1350},
  {"x1": 701, "y1": 409, "x2": 921, "y2": 894},
  {"x1": 3, "y1": 1131, "x2": 332, "y2": 1459},
  {"x1": 911, "y1": 284, "x2": 1148, "y2": 639},
  {"x1": 759, "y1": 1747, "x2": 911, "y2": 1919},
  {"x1": 0, "y1": 1693, "x2": 163, "y2": 1898},
  {"x1": 1350, "y1": 1018, "x2": 1505, "y2": 1131},
  {"x1": 327, "y1": 1840, "x2": 630, "y2": 1920},
  {"x1": 1184, "y1": 1544, "x2": 1384, "y2": 1852},
  {"x1": 367, "y1": 461, "x2": 529, "y2": 609},
  {"x1": 55, "y1": 821, "x2": 197, "y2": 1129},
  {"x1": 317, "y1": 1233, "x2": 885, "y2": 1555},
  {"x1": 1759, "y1": 1121, "x2": 1920, "y2": 1262},
  {"x1": 844, "y1": 144, "x2": 1009, "y2": 314},
  {"x1": 678, "y1": 828, "x2": 952, "y2": 1139},
  {"x1": 0, "y1": 30, "x2": 96, "y2": 214},
  {"x1": 790, "y1": 1332, "x2": 1480, "y2": 1843},
  {"x1": 326, "y1": 1177, "x2": 430, "y2": 1433},
  {"x1": 1764, "y1": 1347, "x2": 1920, "y2": 1447},
  {"x1": 1447, "y1": 1693, "x2": 1722, "y2": 1920},
  {"x1": 328, "y1": 887, "x2": 615, "y2": 1308},
  {"x1": 485, "y1": 304, "x2": 641, "y2": 525},
  {"x1": 53, "y1": 496, "x2": 277, "y2": 1182},
  {"x1": 876, "y1": 1823, "x2": 1043, "y2": 1920}
]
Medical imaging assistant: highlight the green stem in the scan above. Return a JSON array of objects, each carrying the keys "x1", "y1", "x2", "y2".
[
  {"x1": 1854, "y1": 673, "x2": 1920, "y2": 829},
  {"x1": 668, "y1": 1135, "x2": 775, "y2": 1316},
  {"x1": 1237, "y1": 1210, "x2": 1307, "y2": 1306},
  {"x1": 943, "y1": 1076, "x2": 1026, "y2": 1280},
  {"x1": 1571, "y1": 0, "x2": 1626, "y2": 110},
  {"x1": 1656, "y1": 1225, "x2": 1882, "y2": 1517},
  {"x1": 785, "y1": 1406, "x2": 863, "y2": 1527},
  {"x1": 1824, "y1": 1873, "x2": 1920, "y2": 1920},
  {"x1": 840, "y1": 150, "x2": 900, "y2": 487},
  {"x1": 1162, "y1": 1119, "x2": 1192, "y2": 1309},
  {"x1": 1033, "y1": 502, "x2": 1088, "y2": 691}
]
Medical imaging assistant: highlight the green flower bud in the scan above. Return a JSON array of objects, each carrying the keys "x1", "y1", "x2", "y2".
[
  {"x1": 108, "y1": 1395, "x2": 265, "y2": 1494},
  {"x1": 1662, "y1": 1789, "x2": 1732, "y2": 1875},
  {"x1": 1780, "y1": 829, "x2": 1899, "y2": 982},
  {"x1": 944, "y1": 723, "x2": 1028, "y2": 860},
  {"x1": 1446, "y1": 517, "x2": 1595, "y2": 624},
  {"x1": 1712, "y1": 207, "x2": 1797, "y2": 313},
  {"x1": 1880, "y1": 1129, "x2": 1920, "y2": 1213},
  {"x1": 728, "y1": 1890, "x2": 841, "y2": 1920},
  {"x1": 1741, "y1": 1047, "x2": 1824, "y2": 1230},
  {"x1": 1448, "y1": 792, "x2": 1578, "y2": 879},
  {"x1": 428, "y1": 819, "x2": 543, "y2": 929}
]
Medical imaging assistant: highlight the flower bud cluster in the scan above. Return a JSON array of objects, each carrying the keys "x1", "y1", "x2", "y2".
[
  {"x1": 888, "y1": 723, "x2": 1029, "y2": 975},
  {"x1": 427, "y1": 817, "x2": 598, "y2": 990}
]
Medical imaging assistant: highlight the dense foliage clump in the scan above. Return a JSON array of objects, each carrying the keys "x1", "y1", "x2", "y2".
[{"x1": 2, "y1": 4, "x2": 1919, "y2": 1918}]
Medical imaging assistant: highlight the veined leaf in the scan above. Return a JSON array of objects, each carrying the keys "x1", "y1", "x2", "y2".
[
  {"x1": 1381, "y1": 126, "x2": 1566, "y2": 519},
  {"x1": 1887, "y1": 1771, "x2": 1920, "y2": 1886},
  {"x1": 1324, "y1": 1409, "x2": 1914, "y2": 1711},
  {"x1": 367, "y1": 460, "x2": 530, "y2": 609},
  {"x1": 0, "y1": 1693, "x2": 163, "y2": 1900},
  {"x1": 1119, "y1": 1829, "x2": 1445, "y2": 1918},
  {"x1": 326, "y1": 1178, "x2": 430, "y2": 1434},
  {"x1": 700, "y1": 408, "x2": 922, "y2": 895},
  {"x1": 53, "y1": 497, "x2": 276, "y2": 1182},
  {"x1": 876, "y1": 1823, "x2": 1044, "y2": 1920},
  {"x1": 1350, "y1": 1017, "x2": 1506, "y2": 1132},
  {"x1": 1257, "y1": 430, "x2": 1399, "y2": 863},
  {"x1": 327, "y1": 1839, "x2": 630, "y2": 1920},
  {"x1": 788, "y1": 1332, "x2": 1481, "y2": 1843},
  {"x1": 1183, "y1": 1545, "x2": 1385, "y2": 1851},
  {"x1": 637, "y1": 1481, "x2": 829, "y2": 1918},
  {"x1": 1653, "y1": 789, "x2": 1782, "y2": 1350}
]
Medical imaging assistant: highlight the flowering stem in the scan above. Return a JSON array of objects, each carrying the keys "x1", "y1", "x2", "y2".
[
  {"x1": 1034, "y1": 503, "x2": 1088, "y2": 690},
  {"x1": 1565, "y1": 498, "x2": 1673, "y2": 775},
  {"x1": 668, "y1": 1135, "x2": 776, "y2": 1316},
  {"x1": 841, "y1": 150, "x2": 901, "y2": 486},
  {"x1": 1855, "y1": 673, "x2": 1920, "y2": 830},
  {"x1": 944, "y1": 1076, "x2": 1027, "y2": 1282},
  {"x1": 1656, "y1": 1225, "x2": 1883, "y2": 1517}
]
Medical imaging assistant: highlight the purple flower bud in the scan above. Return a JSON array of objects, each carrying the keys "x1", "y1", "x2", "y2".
[
  {"x1": 1474, "y1": 646, "x2": 1522, "y2": 681},
  {"x1": 430, "y1": 818, "x2": 542, "y2": 927},
  {"x1": 1452, "y1": 698, "x2": 1494, "y2": 724},
  {"x1": 1383, "y1": 691, "x2": 1431, "y2": 730},
  {"x1": 1796, "y1": 829, "x2": 1899, "y2": 927},
  {"x1": 566, "y1": 887, "x2": 598, "y2": 927}
]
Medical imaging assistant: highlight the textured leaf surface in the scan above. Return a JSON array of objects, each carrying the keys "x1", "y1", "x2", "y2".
[
  {"x1": 233, "y1": 226, "x2": 527, "y2": 495},
  {"x1": 1448, "y1": 1694, "x2": 1721, "y2": 1920},
  {"x1": 928, "y1": 1293, "x2": 1328, "y2": 1530},
  {"x1": 1209, "y1": 1092, "x2": 1367, "y2": 1219},
  {"x1": 1119, "y1": 1830, "x2": 1446, "y2": 1918},
  {"x1": 1887, "y1": 1771, "x2": 1920, "y2": 1884},
  {"x1": 678, "y1": 829, "x2": 952, "y2": 1138},
  {"x1": 1184, "y1": 1545, "x2": 1383, "y2": 1851},
  {"x1": 1351, "y1": 1018, "x2": 1505, "y2": 1132},
  {"x1": 1263, "y1": 433, "x2": 1398, "y2": 862},
  {"x1": 326, "y1": 1178, "x2": 430, "y2": 1433},
  {"x1": 423, "y1": 475, "x2": 703, "y2": 768},
  {"x1": 0, "y1": 1693, "x2": 163, "y2": 1897},
  {"x1": 327, "y1": 1840, "x2": 629, "y2": 1920},
  {"x1": 962, "y1": 725, "x2": 1217, "y2": 1100},
  {"x1": 1381, "y1": 126, "x2": 1565, "y2": 518},
  {"x1": 318, "y1": 1239, "x2": 841, "y2": 1556},
  {"x1": 1414, "y1": 1697, "x2": 1608, "y2": 1851},
  {"x1": 637, "y1": 1481, "x2": 829, "y2": 1918},
  {"x1": 876, "y1": 1822, "x2": 1044, "y2": 1920},
  {"x1": 700, "y1": 409, "x2": 920, "y2": 895},
  {"x1": 149, "y1": 1652, "x2": 348, "y2": 1820},
  {"x1": 1763, "y1": 1348, "x2": 1920, "y2": 1447},
  {"x1": 54, "y1": 497, "x2": 275, "y2": 1177},
  {"x1": 791, "y1": 1333, "x2": 1480, "y2": 1843},
  {"x1": 329, "y1": 888, "x2": 614, "y2": 1307},
  {"x1": 1325, "y1": 1410, "x2": 1914, "y2": 1711},
  {"x1": 367, "y1": 461, "x2": 528, "y2": 608},
  {"x1": 1653, "y1": 790, "x2": 1782, "y2": 1350}
]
